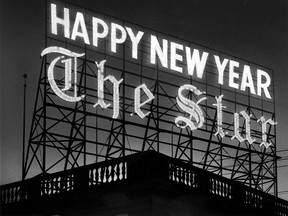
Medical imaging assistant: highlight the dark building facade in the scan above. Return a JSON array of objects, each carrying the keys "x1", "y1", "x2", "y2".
[
  {"x1": 1, "y1": 151, "x2": 288, "y2": 216},
  {"x1": 1, "y1": 2, "x2": 287, "y2": 215}
]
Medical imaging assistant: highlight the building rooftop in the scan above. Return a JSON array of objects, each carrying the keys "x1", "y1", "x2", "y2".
[{"x1": 1, "y1": 151, "x2": 288, "y2": 216}]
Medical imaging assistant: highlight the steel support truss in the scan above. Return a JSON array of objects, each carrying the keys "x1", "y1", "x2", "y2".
[{"x1": 24, "y1": 0, "x2": 278, "y2": 196}]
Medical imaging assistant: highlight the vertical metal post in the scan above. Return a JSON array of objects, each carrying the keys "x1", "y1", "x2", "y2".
[
  {"x1": 272, "y1": 69, "x2": 278, "y2": 197},
  {"x1": 22, "y1": 74, "x2": 27, "y2": 181},
  {"x1": 122, "y1": 20, "x2": 126, "y2": 157},
  {"x1": 43, "y1": 0, "x2": 48, "y2": 174}
]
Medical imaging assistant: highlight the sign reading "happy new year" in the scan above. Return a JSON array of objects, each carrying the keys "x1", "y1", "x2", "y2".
[{"x1": 42, "y1": 3, "x2": 276, "y2": 149}]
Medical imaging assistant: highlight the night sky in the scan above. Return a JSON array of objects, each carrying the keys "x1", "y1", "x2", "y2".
[{"x1": 1, "y1": 0, "x2": 288, "y2": 200}]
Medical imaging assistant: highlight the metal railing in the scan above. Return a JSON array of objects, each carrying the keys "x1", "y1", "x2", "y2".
[
  {"x1": 1, "y1": 157, "x2": 127, "y2": 205},
  {"x1": 1, "y1": 151, "x2": 287, "y2": 215}
]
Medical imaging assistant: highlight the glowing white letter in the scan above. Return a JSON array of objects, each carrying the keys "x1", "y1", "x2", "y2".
[
  {"x1": 41, "y1": 46, "x2": 85, "y2": 102},
  {"x1": 150, "y1": 35, "x2": 168, "y2": 68},
  {"x1": 241, "y1": 65, "x2": 256, "y2": 94},
  {"x1": 185, "y1": 48, "x2": 209, "y2": 78},
  {"x1": 134, "y1": 84, "x2": 155, "y2": 119},
  {"x1": 257, "y1": 69, "x2": 271, "y2": 99},
  {"x1": 229, "y1": 60, "x2": 240, "y2": 89},
  {"x1": 240, "y1": 111, "x2": 255, "y2": 144},
  {"x1": 213, "y1": 95, "x2": 226, "y2": 138},
  {"x1": 170, "y1": 42, "x2": 183, "y2": 73},
  {"x1": 231, "y1": 111, "x2": 255, "y2": 144},
  {"x1": 92, "y1": 17, "x2": 109, "y2": 47},
  {"x1": 51, "y1": 4, "x2": 70, "y2": 38},
  {"x1": 257, "y1": 117, "x2": 277, "y2": 148},
  {"x1": 214, "y1": 55, "x2": 229, "y2": 85},
  {"x1": 126, "y1": 27, "x2": 144, "y2": 59},
  {"x1": 111, "y1": 23, "x2": 127, "y2": 53},
  {"x1": 231, "y1": 113, "x2": 245, "y2": 142},
  {"x1": 175, "y1": 84, "x2": 206, "y2": 131},
  {"x1": 93, "y1": 60, "x2": 123, "y2": 119},
  {"x1": 61, "y1": 58, "x2": 72, "y2": 91},
  {"x1": 71, "y1": 12, "x2": 90, "y2": 44}
]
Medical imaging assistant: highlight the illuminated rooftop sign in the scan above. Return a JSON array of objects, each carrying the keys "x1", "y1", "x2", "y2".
[
  {"x1": 44, "y1": 3, "x2": 276, "y2": 149},
  {"x1": 25, "y1": 1, "x2": 278, "y2": 194},
  {"x1": 50, "y1": 3, "x2": 272, "y2": 99}
]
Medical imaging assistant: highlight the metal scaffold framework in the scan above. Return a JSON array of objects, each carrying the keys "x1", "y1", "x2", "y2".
[{"x1": 24, "y1": 0, "x2": 278, "y2": 196}]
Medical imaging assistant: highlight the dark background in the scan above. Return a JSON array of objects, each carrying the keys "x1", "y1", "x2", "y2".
[{"x1": 1, "y1": 0, "x2": 287, "y2": 200}]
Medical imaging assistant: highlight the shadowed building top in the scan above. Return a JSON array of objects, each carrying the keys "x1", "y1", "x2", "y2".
[
  {"x1": 1, "y1": 151, "x2": 288, "y2": 216},
  {"x1": 24, "y1": 1, "x2": 278, "y2": 198}
]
